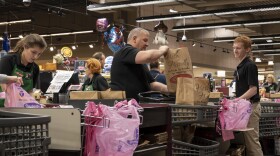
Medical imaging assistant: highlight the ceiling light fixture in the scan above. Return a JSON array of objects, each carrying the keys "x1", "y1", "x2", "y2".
[
  {"x1": 264, "y1": 53, "x2": 280, "y2": 56},
  {"x1": 0, "y1": 30, "x2": 94, "y2": 41},
  {"x1": 87, "y1": 0, "x2": 177, "y2": 11},
  {"x1": 252, "y1": 42, "x2": 280, "y2": 46},
  {"x1": 89, "y1": 44, "x2": 94, "y2": 48},
  {"x1": 41, "y1": 30, "x2": 93, "y2": 37},
  {"x1": 72, "y1": 35, "x2": 78, "y2": 50},
  {"x1": 0, "y1": 19, "x2": 31, "y2": 26},
  {"x1": 72, "y1": 45, "x2": 76, "y2": 50},
  {"x1": 268, "y1": 61, "x2": 274, "y2": 65},
  {"x1": 18, "y1": 35, "x2": 23, "y2": 39},
  {"x1": 244, "y1": 20, "x2": 280, "y2": 26},
  {"x1": 252, "y1": 49, "x2": 280, "y2": 53},
  {"x1": 181, "y1": 18, "x2": 187, "y2": 41},
  {"x1": 136, "y1": 4, "x2": 280, "y2": 23},
  {"x1": 214, "y1": 39, "x2": 235, "y2": 43},
  {"x1": 192, "y1": 42, "x2": 196, "y2": 47},
  {"x1": 213, "y1": 35, "x2": 280, "y2": 43},
  {"x1": 172, "y1": 18, "x2": 280, "y2": 31},
  {"x1": 182, "y1": 34, "x2": 187, "y2": 41},
  {"x1": 258, "y1": 71, "x2": 274, "y2": 74},
  {"x1": 255, "y1": 58, "x2": 262, "y2": 62},
  {"x1": 169, "y1": 9, "x2": 178, "y2": 13},
  {"x1": 47, "y1": 8, "x2": 52, "y2": 14}
]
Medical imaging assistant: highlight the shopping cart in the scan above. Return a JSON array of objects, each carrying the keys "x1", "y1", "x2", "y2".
[{"x1": 0, "y1": 110, "x2": 51, "y2": 156}]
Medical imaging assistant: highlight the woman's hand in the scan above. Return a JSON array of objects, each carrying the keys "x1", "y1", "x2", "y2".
[{"x1": 7, "y1": 76, "x2": 24, "y2": 85}]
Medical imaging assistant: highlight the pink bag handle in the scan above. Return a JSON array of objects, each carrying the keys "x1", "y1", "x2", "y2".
[{"x1": 117, "y1": 104, "x2": 140, "y2": 120}]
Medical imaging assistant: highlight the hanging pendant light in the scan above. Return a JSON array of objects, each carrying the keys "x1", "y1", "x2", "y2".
[
  {"x1": 154, "y1": 20, "x2": 168, "y2": 33},
  {"x1": 181, "y1": 18, "x2": 187, "y2": 41}
]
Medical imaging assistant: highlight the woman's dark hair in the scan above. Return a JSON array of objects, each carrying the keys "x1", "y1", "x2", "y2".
[{"x1": 13, "y1": 34, "x2": 47, "y2": 53}]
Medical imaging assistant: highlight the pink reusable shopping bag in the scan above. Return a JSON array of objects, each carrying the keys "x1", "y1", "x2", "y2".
[
  {"x1": 94, "y1": 99, "x2": 141, "y2": 156},
  {"x1": 218, "y1": 98, "x2": 252, "y2": 141},
  {"x1": 83, "y1": 101, "x2": 103, "y2": 156},
  {"x1": 221, "y1": 98, "x2": 252, "y2": 130},
  {"x1": 5, "y1": 83, "x2": 42, "y2": 108}
]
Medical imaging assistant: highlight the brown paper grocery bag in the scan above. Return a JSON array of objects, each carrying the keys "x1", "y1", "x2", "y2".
[
  {"x1": 176, "y1": 77, "x2": 210, "y2": 105},
  {"x1": 99, "y1": 91, "x2": 126, "y2": 99},
  {"x1": 176, "y1": 77, "x2": 194, "y2": 105},
  {"x1": 69, "y1": 91, "x2": 99, "y2": 100},
  {"x1": 164, "y1": 47, "x2": 193, "y2": 93},
  {"x1": 194, "y1": 78, "x2": 210, "y2": 105}
]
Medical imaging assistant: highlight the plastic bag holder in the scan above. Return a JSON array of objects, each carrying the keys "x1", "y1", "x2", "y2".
[{"x1": 81, "y1": 115, "x2": 110, "y2": 128}]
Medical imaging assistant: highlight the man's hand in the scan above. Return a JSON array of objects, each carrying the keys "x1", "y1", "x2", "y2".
[{"x1": 159, "y1": 45, "x2": 169, "y2": 56}]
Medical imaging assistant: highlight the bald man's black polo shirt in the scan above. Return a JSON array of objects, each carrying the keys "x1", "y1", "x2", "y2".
[
  {"x1": 234, "y1": 56, "x2": 260, "y2": 102},
  {"x1": 110, "y1": 44, "x2": 155, "y2": 101}
]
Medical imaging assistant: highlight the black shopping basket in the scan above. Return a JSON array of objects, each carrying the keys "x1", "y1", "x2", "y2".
[
  {"x1": 172, "y1": 137, "x2": 219, "y2": 156},
  {"x1": 259, "y1": 102, "x2": 280, "y2": 137},
  {"x1": 0, "y1": 110, "x2": 51, "y2": 156},
  {"x1": 138, "y1": 91, "x2": 176, "y2": 104}
]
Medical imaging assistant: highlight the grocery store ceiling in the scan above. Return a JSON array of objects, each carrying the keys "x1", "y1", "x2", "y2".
[{"x1": 0, "y1": 0, "x2": 280, "y2": 70}]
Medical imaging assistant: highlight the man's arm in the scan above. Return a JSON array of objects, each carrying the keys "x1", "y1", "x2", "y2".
[
  {"x1": 135, "y1": 46, "x2": 169, "y2": 64},
  {"x1": 239, "y1": 85, "x2": 257, "y2": 100},
  {"x1": 150, "y1": 81, "x2": 168, "y2": 92}
]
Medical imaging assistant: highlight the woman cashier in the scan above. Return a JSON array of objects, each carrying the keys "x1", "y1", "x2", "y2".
[
  {"x1": 82, "y1": 58, "x2": 109, "y2": 91},
  {"x1": 0, "y1": 34, "x2": 47, "y2": 107}
]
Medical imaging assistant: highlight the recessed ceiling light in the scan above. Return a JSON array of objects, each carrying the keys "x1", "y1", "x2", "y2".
[
  {"x1": 169, "y1": 9, "x2": 178, "y2": 13},
  {"x1": 255, "y1": 58, "x2": 261, "y2": 62},
  {"x1": 268, "y1": 61, "x2": 274, "y2": 65}
]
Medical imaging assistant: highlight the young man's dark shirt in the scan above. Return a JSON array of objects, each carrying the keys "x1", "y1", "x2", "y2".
[{"x1": 234, "y1": 56, "x2": 260, "y2": 102}]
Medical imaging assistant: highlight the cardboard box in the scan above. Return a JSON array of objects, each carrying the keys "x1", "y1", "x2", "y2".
[
  {"x1": 209, "y1": 92, "x2": 223, "y2": 98},
  {"x1": 269, "y1": 93, "x2": 280, "y2": 98},
  {"x1": 99, "y1": 91, "x2": 126, "y2": 99},
  {"x1": 69, "y1": 91, "x2": 126, "y2": 100},
  {"x1": 44, "y1": 63, "x2": 57, "y2": 71},
  {"x1": 70, "y1": 91, "x2": 99, "y2": 100}
]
